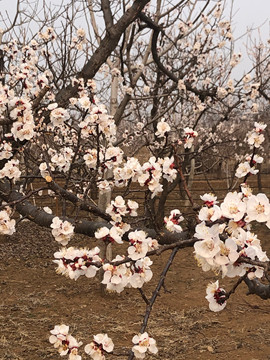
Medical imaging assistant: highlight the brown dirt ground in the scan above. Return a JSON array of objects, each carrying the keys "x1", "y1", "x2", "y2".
[{"x1": 1, "y1": 220, "x2": 270, "y2": 360}]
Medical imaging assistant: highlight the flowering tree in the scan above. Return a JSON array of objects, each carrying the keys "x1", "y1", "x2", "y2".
[{"x1": 1, "y1": 0, "x2": 270, "y2": 359}]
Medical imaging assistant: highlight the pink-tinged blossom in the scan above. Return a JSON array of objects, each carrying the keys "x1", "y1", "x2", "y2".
[
  {"x1": 104, "y1": 146, "x2": 123, "y2": 169},
  {"x1": 155, "y1": 118, "x2": 170, "y2": 137},
  {"x1": 106, "y1": 196, "x2": 127, "y2": 222},
  {"x1": 95, "y1": 226, "x2": 123, "y2": 244},
  {"x1": 127, "y1": 200, "x2": 139, "y2": 217},
  {"x1": 123, "y1": 157, "x2": 142, "y2": 182},
  {"x1": 84, "y1": 333, "x2": 114, "y2": 360},
  {"x1": 49, "y1": 324, "x2": 69, "y2": 345},
  {"x1": 54, "y1": 246, "x2": 101, "y2": 280},
  {"x1": 198, "y1": 205, "x2": 222, "y2": 222},
  {"x1": 246, "y1": 154, "x2": 264, "y2": 164},
  {"x1": 164, "y1": 209, "x2": 184, "y2": 233},
  {"x1": 39, "y1": 27, "x2": 56, "y2": 40},
  {"x1": 49, "y1": 325, "x2": 82, "y2": 359},
  {"x1": 129, "y1": 257, "x2": 153, "y2": 288},
  {"x1": 50, "y1": 217, "x2": 74, "y2": 246},
  {"x1": 97, "y1": 180, "x2": 112, "y2": 193},
  {"x1": 102, "y1": 256, "x2": 129, "y2": 293},
  {"x1": 0, "y1": 210, "x2": 16, "y2": 235},
  {"x1": 39, "y1": 162, "x2": 50, "y2": 179},
  {"x1": 200, "y1": 193, "x2": 218, "y2": 207},
  {"x1": 183, "y1": 127, "x2": 198, "y2": 149},
  {"x1": 247, "y1": 131, "x2": 265, "y2": 148},
  {"x1": 246, "y1": 193, "x2": 270, "y2": 224},
  {"x1": 11, "y1": 119, "x2": 35, "y2": 141},
  {"x1": 205, "y1": 281, "x2": 227, "y2": 312},
  {"x1": 128, "y1": 230, "x2": 158, "y2": 260},
  {"x1": 220, "y1": 192, "x2": 246, "y2": 221},
  {"x1": 138, "y1": 157, "x2": 163, "y2": 198},
  {"x1": 0, "y1": 142, "x2": 13, "y2": 160},
  {"x1": 132, "y1": 332, "x2": 158, "y2": 359},
  {"x1": 235, "y1": 161, "x2": 258, "y2": 178},
  {"x1": 84, "y1": 149, "x2": 98, "y2": 168},
  {"x1": 0, "y1": 159, "x2": 21, "y2": 182},
  {"x1": 194, "y1": 223, "x2": 224, "y2": 262},
  {"x1": 254, "y1": 122, "x2": 267, "y2": 133},
  {"x1": 240, "y1": 183, "x2": 253, "y2": 198},
  {"x1": 214, "y1": 238, "x2": 239, "y2": 269},
  {"x1": 194, "y1": 236, "x2": 220, "y2": 260},
  {"x1": 50, "y1": 107, "x2": 69, "y2": 127},
  {"x1": 9, "y1": 97, "x2": 31, "y2": 119},
  {"x1": 160, "y1": 157, "x2": 177, "y2": 182}
]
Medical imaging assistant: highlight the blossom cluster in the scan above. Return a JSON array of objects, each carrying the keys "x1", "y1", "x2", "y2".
[
  {"x1": 195, "y1": 189, "x2": 270, "y2": 311},
  {"x1": 53, "y1": 246, "x2": 101, "y2": 280},
  {"x1": 182, "y1": 127, "x2": 198, "y2": 149},
  {"x1": 105, "y1": 196, "x2": 139, "y2": 222},
  {"x1": 50, "y1": 327, "x2": 158, "y2": 360},
  {"x1": 9, "y1": 97, "x2": 36, "y2": 141},
  {"x1": 128, "y1": 230, "x2": 159, "y2": 260},
  {"x1": 0, "y1": 141, "x2": 13, "y2": 160},
  {"x1": 51, "y1": 217, "x2": 75, "y2": 246},
  {"x1": 99, "y1": 156, "x2": 177, "y2": 198},
  {"x1": 137, "y1": 156, "x2": 177, "y2": 198},
  {"x1": 164, "y1": 209, "x2": 184, "y2": 233},
  {"x1": 78, "y1": 103, "x2": 116, "y2": 141},
  {"x1": 50, "y1": 326, "x2": 114, "y2": 360},
  {"x1": 84, "y1": 333, "x2": 114, "y2": 360},
  {"x1": 235, "y1": 122, "x2": 266, "y2": 178},
  {"x1": 0, "y1": 208, "x2": 16, "y2": 235},
  {"x1": 49, "y1": 324, "x2": 82, "y2": 360},
  {"x1": 0, "y1": 159, "x2": 21, "y2": 182},
  {"x1": 102, "y1": 255, "x2": 154, "y2": 293}
]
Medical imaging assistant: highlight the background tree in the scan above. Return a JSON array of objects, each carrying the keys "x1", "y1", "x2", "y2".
[{"x1": 1, "y1": 1, "x2": 270, "y2": 359}]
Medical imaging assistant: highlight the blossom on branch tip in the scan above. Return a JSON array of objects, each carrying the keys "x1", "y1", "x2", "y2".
[
  {"x1": 132, "y1": 332, "x2": 158, "y2": 359},
  {"x1": 50, "y1": 217, "x2": 74, "y2": 246},
  {"x1": 164, "y1": 209, "x2": 184, "y2": 233},
  {"x1": 235, "y1": 161, "x2": 258, "y2": 178},
  {"x1": 49, "y1": 324, "x2": 82, "y2": 359},
  {"x1": 0, "y1": 209, "x2": 16, "y2": 235},
  {"x1": 205, "y1": 281, "x2": 227, "y2": 312},
  {"x1": 85, "y1": 333, "x2": 114, "y2": 360},
  {"x1": 128, "y1": 230, "x2": 158, "y2": 260},
  {"x1": 155, "y1": 118, "x2": 170, "y2": 137},
  {"x1": 0, "y1": 159, "x2": 21, "y2": 182},
  {"x1": 95, "y1": 226, "x2": 123, "y2": 244},
  {"x1": 246, "y1": 193, "x2": 270, "y2": 225},
  {"x1": 200, "y1": 193, "x2": 218, "y2": 207},
  {"x1": 220, "y1": 192, "x2": 246, "y2": 222},
  {"x1": 129, "y1": 257, "x2": 153, "y2": 288},
  {"x1": 183, "y1": 127, "x2": 198, "y2": 149},
  {"x1": 54, "y1": 246, "x2": 101, "y2": 280}
]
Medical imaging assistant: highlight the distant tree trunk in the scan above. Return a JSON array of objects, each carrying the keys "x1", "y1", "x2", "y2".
[
  {"x1": 257, "y1": 163, "x2": 262, "y2": 192},
  {"x1": 98, "y1": 73, "x2": 119, "y2": 295}
]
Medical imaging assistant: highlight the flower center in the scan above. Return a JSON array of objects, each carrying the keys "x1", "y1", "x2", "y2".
[{"x1": 256, "y1": 203, "x2": 265, "y2": 214}]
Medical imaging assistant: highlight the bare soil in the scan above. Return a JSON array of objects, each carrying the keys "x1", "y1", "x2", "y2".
[{"x1": 1, "y1": 220, "x2": 270, "y2": 360}]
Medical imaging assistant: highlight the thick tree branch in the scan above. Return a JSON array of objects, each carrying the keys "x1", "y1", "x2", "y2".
[
  {"x1": 244, "y1": 278, "x2": 270, "y2": 300},
  {"x1": 101, "y1": 0, "x2": 114, "y2": 32},
  {"x1": 139, "y1": 12, "x2": 217, "y2": 102},
  {"x1": 56, "y1": 0, "x2": 150, "y2": 106},
  {"x1": 0, "y1": 178, "x2": 190, "y2": 244}
]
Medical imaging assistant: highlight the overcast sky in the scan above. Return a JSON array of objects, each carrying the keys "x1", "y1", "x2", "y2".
[{"x1": 225, "y1": 0, "x2": 270, "y2": 75}]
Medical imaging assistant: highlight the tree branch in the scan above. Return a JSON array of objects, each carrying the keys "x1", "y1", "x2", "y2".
[{"x1": 56, "y1": 0, "x2": 151, "y2": 106}]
